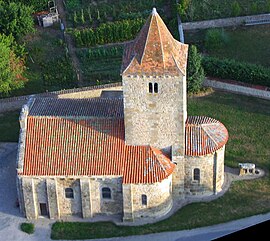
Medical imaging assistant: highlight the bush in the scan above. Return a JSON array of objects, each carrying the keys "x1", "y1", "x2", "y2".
[
  {"x1": 231, "y1": 1, "x2": 241, "y2": 17},
  {"x1": 20, "y1": 223, "x2": 35, "y2": 234},
  {"x1": 187, "y1": 45, "x2": 205, "y2": 93},
  {"x1": 202, "y1": 56, "x2": 270, "y2": 87},
  {"x1": 0, "y1": 34, "x2": 27, "y2": 97},
  {"x1": 0, "y1": 1, "x2": 35, "y2": 39}
]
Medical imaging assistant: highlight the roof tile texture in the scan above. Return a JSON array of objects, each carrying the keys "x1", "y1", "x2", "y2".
[
  {"x1": 185, "y1": 116, "x2": 229, "y2": 156},
  {"x1": 121, "y1": 9, "x2": 188, "y2": 76},
  {"x1": 22, "y1": 117, "x2": 175, "y2": 184}
]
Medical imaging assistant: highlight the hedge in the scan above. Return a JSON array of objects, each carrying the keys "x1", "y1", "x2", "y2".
[
  {"x1": 72, "y1": 18, "x2": 145, "y2": 47},
  {"x1": 202, "y1": 56, "x2": 270, "y2": 87}
]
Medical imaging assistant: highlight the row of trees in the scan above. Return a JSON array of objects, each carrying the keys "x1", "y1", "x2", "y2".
[{"x1": 0, "y1": 0, "x2": 35, "y2": 97}]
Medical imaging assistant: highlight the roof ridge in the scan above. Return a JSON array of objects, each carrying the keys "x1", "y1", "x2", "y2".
[
  {"x1": 139, "y1": 14, "x2": 152, "y2": 65},
  {"x1": 200, "y1": 123, "x2": 218, "y2": 146},
  {"x1": 155, "y1": 14, "x2": 165, "y2": 70}
]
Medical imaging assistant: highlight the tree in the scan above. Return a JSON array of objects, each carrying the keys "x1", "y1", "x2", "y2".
[
  {"x1": 187, "y1": 45, "x2": 205, "y2": 94},
  {"x1": 0, "y1": 34, "x2": 27, "y2": 97},
  {"x1": 0, "y1": 1, "x2": 35, "y2": 39}
]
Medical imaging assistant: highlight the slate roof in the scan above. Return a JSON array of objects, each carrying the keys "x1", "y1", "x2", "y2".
[
  {"x1": 29, "y1": 98, "x2": 123, "y2": 118},
  {"x1": 121, "y1": 8, "x2": 188, "y2": 76},
  {"x1": 185, "y1": 116, "x2": 229, "y2": 156}
]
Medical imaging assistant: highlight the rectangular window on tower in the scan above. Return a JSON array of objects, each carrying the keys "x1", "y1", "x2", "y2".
[
  {"x1": 149, "y1": 82, "x2": 153, "y2": 93},
  {"x1": 154, "y1": 83, "x2": 158, "y2": 93}
]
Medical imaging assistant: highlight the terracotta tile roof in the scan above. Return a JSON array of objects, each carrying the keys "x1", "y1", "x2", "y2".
[
  {"x1": 185, "y1": 116, "x2": 229, "y2": 156},
  {"x1": 21, "y1": 117, "x2": 175, "y2": 184},
  {"x1": 121, "y1": 8, "x2": 188, "y2": 76},
  {"x1": 29, "y1": 98, "x2": 123, "y2": 118}
]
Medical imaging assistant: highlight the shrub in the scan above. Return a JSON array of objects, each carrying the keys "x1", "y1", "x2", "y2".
[
  {"x1": 0, "y1": 1, "x2": 35, "y2": 39},
  {"x1": 231, "y1": 1, "x2": 241, "y2": 17},
  {"x1": 20, "y1": 223, "x2": 35, "y2": 234},
  {"x1": 202, "y1": 56, "x2": 270, "y2": 87},
  {"x1": 0, "y1": 34, "x2": 27, "y2": 97},
  {"x1": 187, "y1": 45, "x2": 205, "y2": 93}
]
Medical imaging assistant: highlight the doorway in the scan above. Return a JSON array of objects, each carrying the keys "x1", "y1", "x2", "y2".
[{"x1": 39, "y1": 203, "x2": 48, "y2": 216}]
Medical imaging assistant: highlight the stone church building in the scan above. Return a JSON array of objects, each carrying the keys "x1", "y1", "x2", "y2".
[{"x1": 16, "y1": 8, "x2": 228, "y2": 221}]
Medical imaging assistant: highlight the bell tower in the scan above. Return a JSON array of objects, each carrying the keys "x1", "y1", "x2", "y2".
[{"x1": 121, "y1": 8, "x2": 188, "y2": 156}]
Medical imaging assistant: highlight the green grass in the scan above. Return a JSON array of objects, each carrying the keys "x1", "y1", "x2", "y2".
[
  {"x1": 185, "y1": 25, "x2": 270, "y2": 67},
  {"x1": 51, "y1": 91, "x2": 270, "y2": 240},
  {"x1": 0, "y1": 110, "x2": 20, "y2": 142},
  {"x1": 183, "y1": 0, "x2": 270, "y2": 22},
  {"x1": 20, "y1": 222, "x2": 35, "y2": 234}
]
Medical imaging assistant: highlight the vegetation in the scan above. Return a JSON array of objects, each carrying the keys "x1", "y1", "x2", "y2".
[
  {"x1": 20, "y1": 222, "x2": 35, "y2": 234},
  {"x1": 19, "y1": 28, "x2": 77, "y2": 96},
  {"x1": 202, "y1": 25, "x2": 270, "y2": 67},
  {"x1": 187, "y1": 45, "x2": 205, "y2": 93},
  {"x1": 65, "y1": 0, "x2": 168, "y2": 27},
  {"x1": 72, "y1": 18, "x2": 145, "y2": 47},
  {"x1": 202, "y1": 56, "x2": 270, "y2": 87},
  {"x1": 177, "y1": 0, "x2": 270, "y2": 22},
  {"x1": 0, "y1": 1, "x2": 35, "y2": 40},
  {"x1": 0, "y1": 34, "x2": 27, "y2": 97},
  {"x1": 51, "y1": 91, "x2": 270, "y2": 240},
  {"x1": 76, "y1": 46, "x2": 122, "y2": 85},
  {"x1": 204, "y1": 28, "x2": 229, "y2": 51},
  {"x1": 8, "y1": 0, "x2": 47, "y2": 12}
]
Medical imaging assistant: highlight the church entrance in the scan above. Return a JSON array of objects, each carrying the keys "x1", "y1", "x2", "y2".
[{"x1": 39, "y1": 203, "x2": 48, "y2": 216}]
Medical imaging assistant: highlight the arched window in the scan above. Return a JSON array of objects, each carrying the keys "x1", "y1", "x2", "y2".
[
  {"x1": 142, "y1": 194, "x2": 147, "y2": 205},
  {"x1": 102, "y1": 187, "x2": 111, "y2": 199},
  {"x1": 65, "y1": 188, "x2": 74, "y2": 199},
  {"x1": 154, "y1": 83, "x2": 158, "y2": 93},
  {"x1": 194, "y1": 168, "x2": 200, "y2": 182},
  {"x1": 149, "y1": 82, "x2": 153, "y2": 93}
]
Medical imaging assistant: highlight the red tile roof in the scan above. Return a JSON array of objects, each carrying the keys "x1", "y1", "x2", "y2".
[
  {"x1": 185, "y1": 116, "x2": 229, "y2": 156},
  {"x1": 121, "y1": 8, "x2": 188, "y2": 76},
  {"x1": 21, "y1": 117, "x2": 175, "y2": 184}
]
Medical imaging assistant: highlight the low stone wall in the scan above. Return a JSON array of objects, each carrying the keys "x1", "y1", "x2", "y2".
[
  {"x1": 182, "y1": 13, "x2": 270, "y2": 30},
  {"x1": 203, "y1": 79, "x2": 270, "y2": 100}
]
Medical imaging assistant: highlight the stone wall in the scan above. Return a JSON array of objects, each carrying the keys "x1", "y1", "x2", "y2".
[
  {"x1": 122, "y1": 75, "x2": 186, "y2": 153},
  {"x1": 57, "y1": 179, "x2": 82, "y2": 216},
  {"x1": 90, "y1": 176, "x2": 123, "y2": 216},
  {"x1": 123, "y1": 176, "x2": 173, "y2": 221},
  {"x1": 215, "y1": 147, "x2": 225, "y2": 193},
  {"x1": 182, "y1": 13, "x2": 270, "y2": 30},
  {"x1": 203, "y1": 79, "x2": 270, "y2": 100},
  {"x1": 184, "y1": 147, "x2": 225, "y2": 196},
  {"x1": 18, "y1": 175, "x2": 123, "y2": 219}
]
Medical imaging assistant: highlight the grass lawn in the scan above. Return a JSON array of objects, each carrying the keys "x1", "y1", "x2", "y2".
[
  {"x1": 51, "y1": 91, "x2": 270, "y2": 240},
  {"x1": 185, "y1": 24, "x2": 270, "y2": 67},
  {"x1": 183, "y1": 0, "x2": 270, "y2": 22},
  {"x1": 0, "y1": 110, "x2": 20, "y2": 142}
]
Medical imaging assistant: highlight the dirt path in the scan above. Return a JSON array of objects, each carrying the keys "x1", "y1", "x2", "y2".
[{"x1": 56, "y1": 0, "x2": 84, "y2": 87}]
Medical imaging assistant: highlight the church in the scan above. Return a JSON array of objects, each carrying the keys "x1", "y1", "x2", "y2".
[{"x1": 16, "y1": 8, "x2": 228, "y2": 221}]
